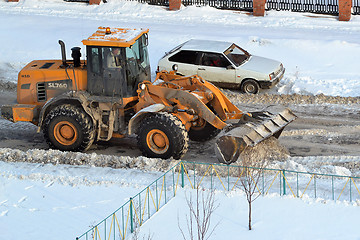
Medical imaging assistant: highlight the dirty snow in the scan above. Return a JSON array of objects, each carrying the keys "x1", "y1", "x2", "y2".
[{"x1": 1, "y1": 0, "x2": 360, "y2": 239}]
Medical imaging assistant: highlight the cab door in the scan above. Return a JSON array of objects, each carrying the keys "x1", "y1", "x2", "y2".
[
  {"x1": 197, "y1": 52, "x2": 236, "y2": 86},
  {"x1": 86, "y1": 46, "x2": 127, "y2": 98}
]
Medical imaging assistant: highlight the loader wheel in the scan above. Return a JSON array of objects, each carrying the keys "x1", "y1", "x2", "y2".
[
  {"x1": 189, "y1": 118, "x2": 221, "y2": 142},
  {"x1": 43, "y1": 104, "x2": 95, "y2": 152},
  {"x1": 137, "y1": 112, "x2": 188, "y2": 160},
  {"x1": 241, "y1": 79, "x2": 259, "y2": 94}
]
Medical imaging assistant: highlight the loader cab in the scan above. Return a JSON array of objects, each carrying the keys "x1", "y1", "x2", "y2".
[{"x1": 82, "y1": 27, "x2": 151, "y2": 98}]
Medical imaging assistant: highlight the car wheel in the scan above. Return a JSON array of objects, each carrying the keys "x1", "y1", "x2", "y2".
[{"x1": 241, "y1": 79, "x2": 260, "y2": 94}]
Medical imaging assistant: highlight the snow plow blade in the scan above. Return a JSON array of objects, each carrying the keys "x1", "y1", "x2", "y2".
[{"x1": 215, "y1": 106, "x2": 297, "y2": 164}]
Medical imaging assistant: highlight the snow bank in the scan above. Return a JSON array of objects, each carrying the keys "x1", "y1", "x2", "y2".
[
  {"x1": 0, "y1": 148, "x2": 178, "y2": 172},
  {"x1": 1, "y1": 146, "x2": 359, "y2": 178},
  {"x1": 281, "y1": 156, "x2": 360, "y2": 176}
]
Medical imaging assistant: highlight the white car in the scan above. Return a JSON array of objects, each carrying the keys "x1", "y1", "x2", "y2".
[{"x1": 157, "y1": 39, "x2": 285, "y2": 94}]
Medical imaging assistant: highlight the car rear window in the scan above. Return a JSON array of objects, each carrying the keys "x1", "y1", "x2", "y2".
[{"x1": 169, "y1": 50, "x2": 199, "y2": 64}]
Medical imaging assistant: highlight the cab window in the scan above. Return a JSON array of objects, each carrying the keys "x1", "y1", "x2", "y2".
[{"x1": 126, "y1": 35, "x2": 150, "y2": 69}]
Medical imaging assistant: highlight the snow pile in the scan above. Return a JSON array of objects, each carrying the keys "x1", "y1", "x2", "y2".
[
  {"x1": 280, "y1": 155, "x2": 360, "y2": 176},
  {"x1": 0, "y1": 80, "x2": 16, "y2": 92},
  {"x1": 224, "y1": 91, "x2": 360, "y2": 106},
  {"x1": 0, "y1": 148, "x2": 178, "y2": 172},
  {"x1": 239, "y1": 136, "x2": 289, "y2": 164}
]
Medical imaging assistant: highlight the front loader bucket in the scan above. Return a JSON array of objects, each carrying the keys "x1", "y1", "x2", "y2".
[{"x1": 215, "y1": 106, "x2": 297, "y2": 164}]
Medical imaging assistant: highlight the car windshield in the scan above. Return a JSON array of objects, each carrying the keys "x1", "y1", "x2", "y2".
[{"x1": 224, "y1": 44, "x2": 250, "y2": 67}]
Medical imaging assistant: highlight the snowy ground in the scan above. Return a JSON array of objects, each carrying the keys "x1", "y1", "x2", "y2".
[
  {"x1": 1, "y1": 160, "x2": 360, "y2": 240},
  {"x1": 0, "y1": 0, "x2": 360, "y2": 97},
  {"x1": 1, "y1": 0, "x2": 360, "y2": 239}
]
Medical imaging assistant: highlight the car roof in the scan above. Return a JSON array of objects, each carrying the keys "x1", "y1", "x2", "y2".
[{"x1": 179, "y1": 39, "x2": 232, "y2": 53}]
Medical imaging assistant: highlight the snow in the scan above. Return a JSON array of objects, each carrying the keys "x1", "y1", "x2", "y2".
[
  {"x1": 0, "y1": 0, "x2": 360, "y2": 96},
  {"x1": 139, "y1": 189, "x2": 360, "y2": 240},
  {"x1": 1, "y1": 0, "x2": 360, "y2": 239},
  {"x1": 82, "y1": 27, "x2": 148, "y2": 45},
  {"x1": 1, "y1": 160, "x2": 360, "y2": 240}
]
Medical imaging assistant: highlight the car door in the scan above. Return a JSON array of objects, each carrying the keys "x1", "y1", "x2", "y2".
[
  {"x1": 168, "y1": 50, "x2": 200, "y2": 76},
  {"x1": 197, "y1": 52, "x2": 236, "y2": 85}
]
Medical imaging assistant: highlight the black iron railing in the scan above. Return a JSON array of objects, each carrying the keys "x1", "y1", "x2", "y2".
[
  {"x1": 354, "y1": 0, "x2": 360, "y2": 14},
  {"x1": 182, "y1": 0, "x2": 253, "y2": 10},
  {"x1": 124, "y1": 0, "x2": 360, "y2": 15},
  {"x1": 266, "y1": 0, "x2": 339, "y2": 14}
]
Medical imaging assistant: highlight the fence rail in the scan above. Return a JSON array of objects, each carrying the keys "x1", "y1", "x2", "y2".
[
  {"x1": 126, "y1": 0, "x2": 360, "y2": 15},
  {"x1": 266, "y1": 0, "x2": 339, "y2": 14},
  {"x1": 76, "y1": 161, "x2": 360, "y2": 240}
]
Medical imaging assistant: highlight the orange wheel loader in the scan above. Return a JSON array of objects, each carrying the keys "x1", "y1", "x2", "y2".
[{"x1": 0, "y1": 27, "x2": 296, "y2": 164}]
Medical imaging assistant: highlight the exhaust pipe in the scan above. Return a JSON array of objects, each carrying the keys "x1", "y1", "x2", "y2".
[{"x1": 59, "y1": 40, "x2": 67, "y2": 68}]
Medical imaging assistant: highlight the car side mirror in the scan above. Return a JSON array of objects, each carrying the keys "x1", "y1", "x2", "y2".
[{"x1": 226, "y1": 65, "x2": 235, "y2": 70}]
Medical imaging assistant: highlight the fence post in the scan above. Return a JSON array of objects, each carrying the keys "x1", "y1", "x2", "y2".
[
  {"x1": 350, "y1": 178, "x2": 352, "y2": 202},
  {"x1": 89, "y1": 0, "x2": 101, "y2": 5},
  {"x1": 169, "y1": 0, "x2": 181, "y2": 10},
  {"x1": 338, "y1": 0, "x2": 351, "y2": 21},
  {"x1": 282, "y1": 170, "x2": 286, "y2": 195},
  {"x1": 253, "y1": 0, "x2": 266, "y2": 16},
  {"x1": 181, "y1": 163, "x2": 185, "y2": 188},
  {"x1": 130, "y1": 198, "x2": 134, "y2": 233}
]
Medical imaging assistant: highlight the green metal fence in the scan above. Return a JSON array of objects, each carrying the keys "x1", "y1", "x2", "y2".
[{"x1": 76, "y1": 161, "x2": 360, "y2": 240}]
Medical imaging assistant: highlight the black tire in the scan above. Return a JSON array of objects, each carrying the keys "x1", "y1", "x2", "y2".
[
  {"x1": 43, "y1": 104, "x2": 95, "y2": 152},
  {"x1": 137, "y1": 112, "x2": 189, "y2": 160},
  {"x1": 241, "y1": 79, "x2": 260, "y2": 94},
  {"x1": 189, "y1": 120, "x2": 221, "y2": 142}
]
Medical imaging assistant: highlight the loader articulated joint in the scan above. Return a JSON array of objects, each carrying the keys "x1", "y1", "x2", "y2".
[{"x1": 173, "y1": 106, "x2": 195, "y2": 115}]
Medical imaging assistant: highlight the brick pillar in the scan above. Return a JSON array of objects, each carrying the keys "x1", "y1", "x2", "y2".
[
  {"x1": 253, "y1": 0, "x2": 266, "y2": 16},
  {"x1": 169, "y1": 0, "x2": 181, "y2": 10},
  {"x1": 89, "y1": 0, "x2": 101, "y2": 5},
  {"x1": 338, "y1": 0, "x2": 351, "y2": 21}
]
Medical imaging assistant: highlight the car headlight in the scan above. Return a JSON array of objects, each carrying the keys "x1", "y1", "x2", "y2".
[{"x1": 172, "y1": 64, "x2": 178, "y2": 72}]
